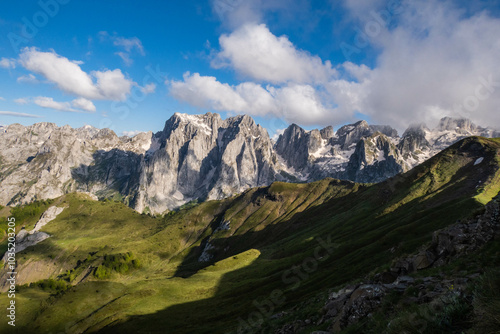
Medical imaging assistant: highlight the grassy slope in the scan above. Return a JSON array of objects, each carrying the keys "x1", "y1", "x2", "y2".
[{"x1": 0, "y1": 136, "x2": 498, "y2": 333}]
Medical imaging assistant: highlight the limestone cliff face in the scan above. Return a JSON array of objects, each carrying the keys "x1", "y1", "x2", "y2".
[
  {"x1": 345, "y1": 133, "x2": 403, "y2": 183},
  {"x1": 0, "y1": 114, "x2": 497, "y2": 213},
  {"x1": 133, "y1": 113, "x2": 278, "y2": 213},
  {"x1": 0, "y1": 122, "x2": 154, "y2": 209}
]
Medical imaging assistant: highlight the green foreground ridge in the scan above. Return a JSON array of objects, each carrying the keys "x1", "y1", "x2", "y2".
[{"x1": 0, "y1": 136, "x2": 499, "y2": 334}]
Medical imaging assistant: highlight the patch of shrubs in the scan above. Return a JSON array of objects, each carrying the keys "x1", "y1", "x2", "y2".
[
  {"x1": 94, "y1": 252, "x2": 141, "y2": 279},
  {"x1": 59, "y1": 252, "x2": 99, "y2": 283},
  {"x1": 29, "y1": 279, "x2": 70, "y2": 294}
]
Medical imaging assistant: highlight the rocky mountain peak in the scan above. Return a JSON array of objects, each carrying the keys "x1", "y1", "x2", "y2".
[
  {"x1": 274, "y1": 123, "x2": 309, "y2": 170},
  {"x1": 334, "y1": 119, "x2": 396, "y2": 150},
  {"x1": 320, "y1": 126, "x2": 334, "y2": 139},
  {"x1": 402, "y1": 123, "x2": 429, "y2": 137},
  {"x1": 438, "y1": 117, "x2": 477, "y2": 133}
]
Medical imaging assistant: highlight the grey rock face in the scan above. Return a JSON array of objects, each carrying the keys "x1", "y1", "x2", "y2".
[
  {"x1": 275, "y1": 116, "x2": 498, "y2": 183},
  {"x1": 275, "y1": 120, "x2": 401, "y2": 182},
  {"x1": 345, "y1": 133, "x2": 404, "y2": 183},
  {"x1": 398, "y1": 124, "x2": 431, "y2": 158},
  {"x1": 0, "y1": 114, "x2": 497, "y2": 213},
  {"x1": 274, "y1": 124, "x2": 310, "y2": 170},
  {"x1": 0, "y1": 122, "x2": 153, "y2": 208},
  {"x1": 133, "y1": 113, "x2": 279, "y2": 213}
]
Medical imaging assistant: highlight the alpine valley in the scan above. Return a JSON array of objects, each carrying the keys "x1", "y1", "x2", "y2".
[{"x1": 0, "y1": 115, "x2": 500, "y2": 334}]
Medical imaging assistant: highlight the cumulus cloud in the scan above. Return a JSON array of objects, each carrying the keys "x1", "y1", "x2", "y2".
[
  {"x1": 0, "y1": 111, "x2": 41, "y2": 118},
  {"x1": 170, "y1": 72, "x2": 344, "y2": 125},
  {"x1": 0, "y1": 97, "x2": 4, "y2": 101},
  {"x1": 140, "y1": 83, "x2": 157, "y2": 94},
  {"x1": 33, "y1": 96, "x2": 96, "y2": 113},
  {"x1": 271, "y1": 128, "x2": 285, "y2": 141},
  {"x1": 19, "y1": 47, "x2": 134, "y2": 101},
  {"x1": 17, "y1": 74, "x2": 39, "y2": 84},
  {"x1": 213, "y1": 24, "x2": 336, "y2": 84},
  {"x1": 113, "y1": 36, "x2": 145, "y2": 55},
  {"x1": 33, "y1": 97, "x2": 74, "y2": 112},
  {"x1": 71, "y1": 97, "x2": 96, "y2": 112},
  {"x1": 0, "y1": 57, "x2": 16, "y2": 69},
  {"x1": 14, "y1": 98, "x2": 29, "y2": 104},
  {"x1": 342, "y1": 0, "x2": 500, "y2": 129}
]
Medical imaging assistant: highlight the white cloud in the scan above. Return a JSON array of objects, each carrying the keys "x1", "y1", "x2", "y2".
[
  {"x1": 213, "y1": 24, "x2": 336, "y2": 84},
  {"x1": 19, "y1": 47, "x2": 134, "y2": 101},
  {"x1": 14, "y1": 98, "x2": 29, "y2": 104},
  {"x1": 340, "y1": 0, "x2": 500, "y2": 129},
  {"x1": 115, "y1": 51, "x2": 133, "y2": 66},
  {"x1": 0, "y1": 97, "x2": 4, "y2": 101},
  {"x1": 33, "y1": 96, "x2": 96, "y2": 113},
  {"x1": 170, "y1": 72, "x2": 342, "y2": 125},
  {"x1": 140, "y1": 83, "x2": 157, "y2": 94},
  {"x1": 17, "y1": 74, "x2": 39, "y2": 84},
  {"x1": 0, "y1": 57, "x2": 16, "y2": 69},
  {"x1": 71, "y1": 97, "x2": 96, "y2": 112},
  {"x1": 122, "y1": 130, "x2": 144, "y2": 137},
  {"x1": 92, "y1": 69, "x2": 133, "y2": 101},
  {"x1": 170, "y1": 72, "x2": 274, "y2": 116},
  {"x1": 113, "y1": 36, "x2": 145, "y2": 55},
  {"x1": 0, "y1": 111, "x2": 41, "y2": 118},
  {"x1": 34, "y1": 96, "x2": 74, "y2": 112}
]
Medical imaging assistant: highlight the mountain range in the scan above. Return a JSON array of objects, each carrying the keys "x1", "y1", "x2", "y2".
[{"x1": 0, "y1": 114, "x2": 498, "y2": 214}]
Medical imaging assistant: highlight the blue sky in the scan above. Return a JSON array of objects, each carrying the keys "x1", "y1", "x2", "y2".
[{"x1": 1, "y1": 0, "x2": 500, "y2": 137}]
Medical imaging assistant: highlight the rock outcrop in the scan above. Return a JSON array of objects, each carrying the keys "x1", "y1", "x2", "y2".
[{"x1": 1, "y1": 206, "x2": 65, "y2": 263}]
